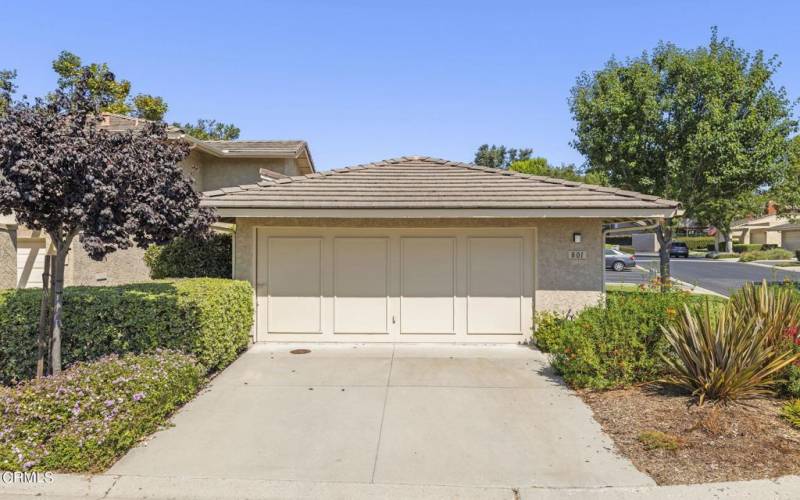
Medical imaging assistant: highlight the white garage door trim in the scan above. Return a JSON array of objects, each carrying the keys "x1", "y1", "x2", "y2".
[{"x1": 254, "y1": 226, "x2": 535, "y2": 343}]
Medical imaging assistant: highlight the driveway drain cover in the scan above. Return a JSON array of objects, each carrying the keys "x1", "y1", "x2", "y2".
[{"x1": 290, "y1": 348, "x2": 311, "y2": 355}]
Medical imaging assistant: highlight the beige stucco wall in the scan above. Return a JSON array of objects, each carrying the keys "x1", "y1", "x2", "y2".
[
  {"x1": 66, "y1": 243, "x2": 151, "y2": 287},
  {"x1": 198, "y1": 157, "x2": 300, "y2": 192},
  {"x1": 233, "y1": 217, "x2": 604, "y2": 316},
  {"x1": 0, "y1": 226, "x2": 17, "y2": 289}
]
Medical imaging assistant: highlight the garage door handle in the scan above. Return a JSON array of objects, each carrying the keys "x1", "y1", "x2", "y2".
[{"x1": 392, "y1": 315, "x2": 396, "y2": 324}]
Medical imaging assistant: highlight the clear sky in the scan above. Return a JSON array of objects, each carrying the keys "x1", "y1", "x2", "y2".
[{"x1": 3, "y1": 1, "x2": 798, "y2": 170}]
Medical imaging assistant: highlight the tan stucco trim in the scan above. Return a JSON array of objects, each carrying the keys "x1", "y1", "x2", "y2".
[{"x1": 214, "y1": 208, "x2": 679, "y2": 219}]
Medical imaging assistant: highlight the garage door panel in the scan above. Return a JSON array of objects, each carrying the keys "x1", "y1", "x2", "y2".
[
  {"x1": 467, "y1": 237, "x2": 522, "y2": 334},
  {"x1": 401, "y1": 237, "x2": 455, "y2": 334},
  {"x1": 267, "y1": 237, "x2": 322, "y2": 333},
  {"x1": 334, "y1": 238, "x2": 389, "y2": 334},
  {"x1": 784, "y1": 231, "x2": 800, "y2": 252}
]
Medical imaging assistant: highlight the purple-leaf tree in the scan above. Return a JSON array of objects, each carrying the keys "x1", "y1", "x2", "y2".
[{"x1": 0, "y1": 70, "x2": 213, "y2": 374}]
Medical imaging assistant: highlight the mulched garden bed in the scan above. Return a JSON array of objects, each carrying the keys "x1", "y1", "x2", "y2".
[{"x1": 580, "y1": 386, "x2": 800, "y2": 485}]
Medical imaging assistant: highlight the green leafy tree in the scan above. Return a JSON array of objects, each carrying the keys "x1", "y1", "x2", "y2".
[
  {"x1": 176, "y1": 119, "x2": 241, "y2": 141},
  {"x1": 570, "y1": 28, "x2": 796, "y2": 284},
  {"x1": 132, "y1": 94, "x2": 168, "y2": 121},
  {"x1": 0, "y1": 69, "x2": 16, "y2": 114},
  {"x1": 474, "y1": 144, "x2": 532, "y2": 169},
  {"x1": 52, "y1": 51, "x2": 133, "y2": 115},
  {"x1": 52, "y1": 51, "x2": 170, "y2": 122},
  {"x1": 771, "y1": 135, "x2": 800, "y2": 214},
  {"x1": 510, "y1": 157, "x2": 607, "y2": 185}
]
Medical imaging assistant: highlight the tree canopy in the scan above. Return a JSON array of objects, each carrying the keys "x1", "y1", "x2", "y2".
[
  {"x1": 0, "y1": 69, "x2": 213, "y2": 373},
  {"x1": 175, "y1": 118, "x2": 241, "y2": 141},
  {"x1": 52, "y1": 51, "x2": 168, "y2": 121},
  {"x1": 0, "y1": 69, "x2": 16, "y2": 114},
  {"x1": 509, "y1": 157, "x2": 607, "y2": 185},
  {"x1": 474, "y1": 144, "x2": 532, "y2": 169},
  {"x1": 570, "y1": 28, "x2": 797, "y2": 250}
]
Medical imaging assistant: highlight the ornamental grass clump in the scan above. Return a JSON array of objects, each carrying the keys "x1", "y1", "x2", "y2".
[
  {"x1": 0, "y1": 351, "x2": 203, "y2": 472},
  {"x1": 660, "y1": 283, "x2": 800, "y2": 404}
]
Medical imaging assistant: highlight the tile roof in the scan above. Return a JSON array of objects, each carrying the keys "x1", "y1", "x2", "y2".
[
  {"x1": 97, "y1": 113, "x2": 315, "y2": 172},
  {"x1": 201, "y1": 156, "x2": 680, "y2": 210}
]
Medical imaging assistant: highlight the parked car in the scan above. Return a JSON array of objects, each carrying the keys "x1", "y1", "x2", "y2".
[
  {"x1": 668, "y1": 241, "x2": 690, "y2": 258},
  {"x1": 605, "y1": 248, "x2": 636, "y2": 272}
]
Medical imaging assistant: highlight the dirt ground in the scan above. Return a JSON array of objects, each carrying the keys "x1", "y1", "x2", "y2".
[{"x1": 581, "y1": 386, "x2": 800, "y2": 485}]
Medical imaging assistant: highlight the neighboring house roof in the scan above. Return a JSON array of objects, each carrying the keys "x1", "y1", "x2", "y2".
[
  {"x1": 731, "y1": 214, "x2": 789, "y2": 230},
  {"x1": 98, "y1": 113, "x2": 315, "y2": 173},
  {"x1": 201, "y1": 156, "x2": 680, "y2": 217},
  {"x1": 771, "y1": 223, "x2": 800, "y2": 232}
]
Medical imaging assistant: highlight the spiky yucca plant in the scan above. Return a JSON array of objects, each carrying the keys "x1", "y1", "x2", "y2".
[
  {"x1": 729, "y1": 280, "x2": 800, "y2": 346},
  {"x1": 661, "y1": 300, "x2": 800, "y2": 404}
]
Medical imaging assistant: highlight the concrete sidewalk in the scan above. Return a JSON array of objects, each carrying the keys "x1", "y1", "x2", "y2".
[{"x1": 3, "y1": 472, "x2": 800, "y2": 499}]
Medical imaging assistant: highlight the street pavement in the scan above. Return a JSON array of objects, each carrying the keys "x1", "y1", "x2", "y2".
[{"x1": 606, "y1": 256, "x2": 800, "y2": 296}]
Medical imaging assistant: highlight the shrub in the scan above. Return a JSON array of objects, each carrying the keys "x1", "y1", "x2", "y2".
[
  {"x1": 0, "y1": 351, "x2": 203, "y2": 472},
  {"x1": 144, "y1": 234, "x2": 232, "y2": 279},
  {"x1": 538, "y1": 289, "x2": 713, "y2": 389},
  {"x1": 739, "y1": 248, "x2": 794, "y2": 262},
  {"x1": 733, "y1": 243, "x2": 764, "y2": 253},
  {"x1": 708, "y1": 252, "x2": 739, "y2": 259},
  {"x1": 638, "y1": 431, "x2": 683, "y2": 451},
  {"x1": 0, "y1": 278, "x2": 253, "y2": 384},
  {"x1": 674, "y1": 236, "x2": 715, "y2": 251},
  {"x1": 781, "y1": 400, "x2": 800, "y2": 429},
  {"x1": 661, "y1": 301, "x2": 800, "y2": 404}
]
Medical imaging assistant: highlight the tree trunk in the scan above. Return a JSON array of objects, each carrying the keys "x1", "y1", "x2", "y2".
[
  {"x1": 47, "y1": 256, "x2": 56, "y2": 375},
  {"x1": 723, "y1": 231, "x2": 733, "y2": 253},
  {"x1": 49, "y1": 246, "x2": 69, "y2": 375},
  {"x1": 35, "y1": 255, "x2": 52, "y2": 378},
  {"x1": 655, "y1": 219, "x2": 673, "y2": 292}
]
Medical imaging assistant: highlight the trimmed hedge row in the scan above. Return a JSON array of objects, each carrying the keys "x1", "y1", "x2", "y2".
[
  {"x1": 675, "y1": 236, "x2": 716, "y2": 251},
  {"x1": 144, "y1": 234, "x2": 232, "y2": 279},
  {"x1": 0, "y1": 278, "x2": 253, "y2": 384},
  {"x1": 0, "y1": 351, "x2": 204, "y2": 472}
]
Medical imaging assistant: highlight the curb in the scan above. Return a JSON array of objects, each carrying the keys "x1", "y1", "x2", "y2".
[{"x1": 3, "y1": 473, "x2": 800, "y2": 499}]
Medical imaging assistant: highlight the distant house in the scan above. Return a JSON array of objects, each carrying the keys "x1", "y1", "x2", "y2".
[
  {"x1": 0, "y1": 113, "x2": 315, "y2": 289},
  {"x1": 728, "y1": 209, "x2": 800, "y2": 251}
]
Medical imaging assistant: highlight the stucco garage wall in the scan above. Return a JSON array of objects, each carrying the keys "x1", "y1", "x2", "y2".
[
  {"x1": 0, "y1": 226, "x2": 17, "y2": 289},
  {"x1": 233, "y1": 217, "x2": 604, "y2": 317},
  {"x1": 66, "y1": 244, "x2": 151, "y2": 286}
]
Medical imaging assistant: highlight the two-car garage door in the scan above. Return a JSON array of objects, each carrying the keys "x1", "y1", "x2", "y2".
[{"x1": 254, "y1": 227, "x2": 534, "y2": 343}]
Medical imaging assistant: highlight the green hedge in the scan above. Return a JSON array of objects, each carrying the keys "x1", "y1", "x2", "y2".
[
  {"x1": 0, "y1": 351, "x2": 203, "y2": 472},
  {"x1": 535, "y1": 290, "x2": 725, "y2": 389},
  {"x1": 0, "y1": 278, "x2": 253, "y2": 384},
  {"x1": 739, "y1": 248, "x2": 795, "y2": 262},
  {"x1": 675, "y1": 236, "x2": 716, "y2": 251},
  {"x1": 144, "y1": 234, "x2": 232, "y2": 279}
]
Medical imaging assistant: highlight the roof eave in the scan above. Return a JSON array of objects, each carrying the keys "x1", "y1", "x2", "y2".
[{"x1": 204, "y1": 207, "x2": 681, "y2": 219}]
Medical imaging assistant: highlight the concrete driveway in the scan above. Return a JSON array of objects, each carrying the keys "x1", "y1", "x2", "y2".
[{"x1": 110, "y1": 343, "x2": 652, "y2": 489}]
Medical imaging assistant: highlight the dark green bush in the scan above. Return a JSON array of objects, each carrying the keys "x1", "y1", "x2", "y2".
[
  {"x1": 144, "y1": 234, "x2": 232, "y2": 279},
  {"x1": 606, "y1": 236, "x2": 632, "y2": 246},
  {"x1": 674, "y1": 236, "x2": 715, "y2": 251},
  {"x1": 535, "y1": 290, "x2": 724, "y2": 389},
  {"x1": 733, "y1": 243, "x2": 764, "y2": 253},
  {"x1": 0, "y1": 278, "x2": 253, "y2": 384},
  {"x1": 0, "y1": 351, "x2": 203, "y2": 472}
]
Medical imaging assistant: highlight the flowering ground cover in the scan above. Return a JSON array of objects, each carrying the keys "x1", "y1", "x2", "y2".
[{"x1": 0, "y1": 351, "x2": 203, "y2": 472}]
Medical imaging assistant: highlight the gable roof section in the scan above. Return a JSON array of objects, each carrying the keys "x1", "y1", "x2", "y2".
[
  {"x1": 201, "y1": 156, "x2": 679, "y2": 215},
  {"x1": 97, "y1": 113, "x2": 315, "y2": 173}
]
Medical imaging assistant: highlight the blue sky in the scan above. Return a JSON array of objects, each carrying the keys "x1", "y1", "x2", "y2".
[{"x1": 3, "y1": 1, "x2": 798, "y2": 170}]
